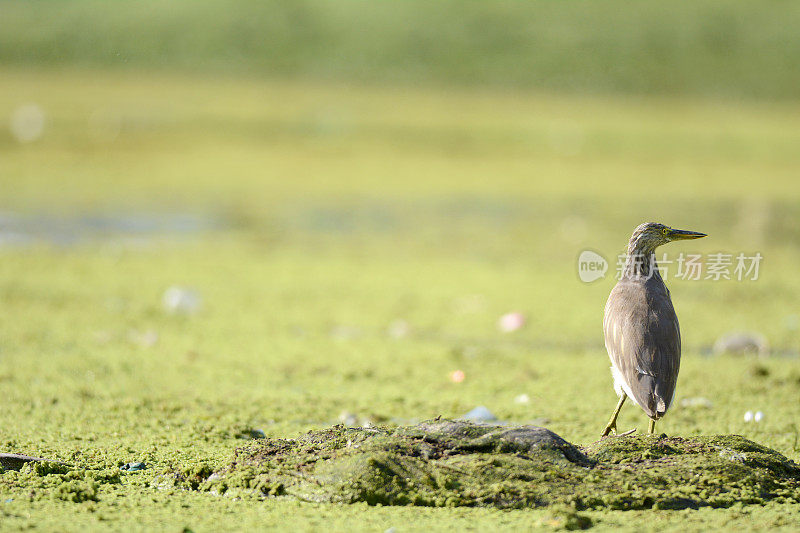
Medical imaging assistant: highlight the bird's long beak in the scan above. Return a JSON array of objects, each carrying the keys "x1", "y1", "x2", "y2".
[{"x1": 668, "y1": 228, "x2": 707, "y2": 240}]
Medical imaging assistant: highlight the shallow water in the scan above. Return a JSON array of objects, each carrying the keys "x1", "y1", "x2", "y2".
[{"x1": 0, "y1": 211, "x2": 222, "y2": 247}]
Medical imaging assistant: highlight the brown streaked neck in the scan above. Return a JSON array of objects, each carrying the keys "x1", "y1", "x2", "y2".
[{"x1": 622, "y1": 240, "x2": 662, "y2": 281}]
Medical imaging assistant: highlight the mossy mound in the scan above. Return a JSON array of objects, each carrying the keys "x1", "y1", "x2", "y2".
[{"x1": 177, "y1": 420, "x2": 800, "y2": 510}]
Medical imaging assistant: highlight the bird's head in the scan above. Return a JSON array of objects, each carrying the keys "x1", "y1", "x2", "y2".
[{"x1": 627, "y1": 222, "x2": 706, "y2": 255}]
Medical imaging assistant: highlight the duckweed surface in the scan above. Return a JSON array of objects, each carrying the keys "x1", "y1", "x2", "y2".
[{"x1": 3, "y1": 69, "x2": 800, "y2": 531}]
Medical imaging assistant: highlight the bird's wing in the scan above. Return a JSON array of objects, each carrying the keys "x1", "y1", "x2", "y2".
[{"x1": 603, "y1": 278, "x2": 681, "y2": 418}]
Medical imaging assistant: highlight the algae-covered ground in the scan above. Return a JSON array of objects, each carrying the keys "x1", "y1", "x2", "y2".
[
  {"x1": 176, "y1": 420, "x2": 800, "y2": 512},
  {"x1": 1, "y1": 69, "x2": 800, "y2": 531}
]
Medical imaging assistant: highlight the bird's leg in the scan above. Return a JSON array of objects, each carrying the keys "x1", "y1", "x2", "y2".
[
  {"x1": 601, "y1": 393, "x2": 627, "y2": 437},
  {"x1": 648, "y1": 418, "x2": 656, "y2": 435}
]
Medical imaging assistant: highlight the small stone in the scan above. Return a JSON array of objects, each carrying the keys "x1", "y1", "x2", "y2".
[
  {"x1": 387, "y1": 320, "x2": 410, "y2": 339},
  {"x1": 10, "y1": 103, "x2": 46, "y2": 143},
  {"x1": 120, "y1": 462, "x2": 146, "y2": 472},
  {"x1": 744, "y1": 411, "x2": 754, "y2": 422},
  {"x1": 0, "y1": 453, "x2": 57, "y2": 471},
  {"x1": 461, "y1": 406, "x2": 498, "y2": 422},
  {"x1": 498, "y1": 312, "x2": 526, "y2": 333},
  {"x1": 162, "y1": 286, "x2": 201, "y2": 314},
  {"x1": 679, "y1": 397, "x2": 713, "y2": 409},
  {"x1": 449, "y1": 370, "x2": 465, "y2": 383},
  {"x1": 514, "y1": 394, "x2": 530, "y2": 404},
  {"x1": 754, "y1": 411, "x2": 764, "y2": 423},
  {"x1": 128, "y1": 329, "x2": 158, "y2": 348},
  {"x1": 713, "y1": 331, "x2": 769, "y2": 357}
]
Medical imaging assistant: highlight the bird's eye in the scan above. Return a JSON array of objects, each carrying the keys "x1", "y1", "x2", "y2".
[{"x1": 662, "y1": 228, "x2": 669, "y2": 236}]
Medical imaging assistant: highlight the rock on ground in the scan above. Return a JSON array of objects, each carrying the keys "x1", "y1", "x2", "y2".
[
  {"x1": 713, "y1": 331, "x2": 769, "y2": 356},
  {"x1": 0, "y1": 453, "x2": 57, "y2": 471},
  {"x1": 167, "y1": 420, "x2": 800, "y2": 510}
]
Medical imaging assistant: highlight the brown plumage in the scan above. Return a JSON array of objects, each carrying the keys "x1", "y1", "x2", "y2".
[{"x1": 601, "y1": 222, "x2": 706, "y2": 437}]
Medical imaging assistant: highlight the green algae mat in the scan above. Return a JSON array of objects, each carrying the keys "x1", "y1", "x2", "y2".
[
  {"x1": 7, "y1": 419, "x2": 799, "y2": 531},
  {"x1": 166, "y1": 420, "x2": 800, "y2": 512},
  {"x1": 3, "y1": 69, "x2": 800, "y2": 531}
]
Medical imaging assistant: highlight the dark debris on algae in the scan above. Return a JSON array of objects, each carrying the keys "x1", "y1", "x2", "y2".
[{"x1": 166, "y1": 420, "x2": 800, "y2": 511}]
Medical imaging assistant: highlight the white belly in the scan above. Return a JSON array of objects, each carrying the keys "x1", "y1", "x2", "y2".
[{"x1": 610, "y1": 364, "x2": 640, "y2": 406}]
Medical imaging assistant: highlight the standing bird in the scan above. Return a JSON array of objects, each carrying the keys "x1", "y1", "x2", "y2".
[{"x1": 601, "y1": 223, "x2": 706, "y2": 437}]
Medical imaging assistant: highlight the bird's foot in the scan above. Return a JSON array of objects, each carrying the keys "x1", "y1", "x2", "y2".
[
  {"x1": 600, "y1": 426, "x2": 636, "y2": 439},
  {"x1": 600, "y1": 422, "x2": 617, "y2": 438}
]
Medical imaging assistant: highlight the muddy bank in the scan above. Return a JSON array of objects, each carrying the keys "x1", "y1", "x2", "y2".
[{"x1": 169, "y1": 420, "x2": 800, "y2": 510}]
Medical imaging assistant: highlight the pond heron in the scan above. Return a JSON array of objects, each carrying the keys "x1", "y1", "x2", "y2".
[{"x1": 601, "y1": 223, "x2": 706, "y2": 437}]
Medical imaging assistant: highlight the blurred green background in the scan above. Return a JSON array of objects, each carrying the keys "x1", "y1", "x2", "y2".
[
  {"x1": 4, "y1": 0, "x2": 800, "y2": 99},
  {"x1": 1, "y1": 1, "x2": 800, "y2": 530}
]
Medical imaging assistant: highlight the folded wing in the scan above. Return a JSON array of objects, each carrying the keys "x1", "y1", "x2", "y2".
[{"x1": 603, "y1": 278, "x2": 681, "y2": 419}]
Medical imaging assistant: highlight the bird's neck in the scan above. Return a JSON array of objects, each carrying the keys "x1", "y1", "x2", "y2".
[{"x1": 622, "y1": 243, "x2": 662, "y2": 281}]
